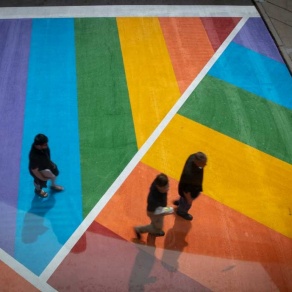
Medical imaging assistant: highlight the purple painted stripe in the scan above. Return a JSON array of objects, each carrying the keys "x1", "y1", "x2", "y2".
[
  {"x1": 233, "y1": 17, "x2": 284, "y2": 63},
  {"x1": 0, "y1": 19, "x2": 31, "y2": 255}
]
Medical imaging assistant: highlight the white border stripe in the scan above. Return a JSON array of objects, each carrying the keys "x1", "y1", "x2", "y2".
[
  {"x1": 0, "y1": 248, "x2": 57, "y2": 292},
  {"x1": 40, "y1": 16, "x2": 249, "y2": 283},
  {"x1": 0, "y1": 5, "x2": 259, "y2": 18}
]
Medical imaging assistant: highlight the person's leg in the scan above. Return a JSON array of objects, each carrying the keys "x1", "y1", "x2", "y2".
[
  {"x1": 34, "y1": 180, "x2": 42, "y2": 191},
  {"x1": 40, "y1": 169, "x2": 63, "y2": 191},
  {"x1": 149, "y1": 213, "x2": 164, "y2": 236},
  {"x1": 134, "y1": 212, "x2": 165, "y2": 239},
  {"x1": 177, "y1": 196, "x2": 191, "y2": 212},
  {"x1": 33, "y1": 177, "x2": 48, "y2": 197},
  {"x1": 177, "y1": 197, "x2": 193, "y2": 220}
]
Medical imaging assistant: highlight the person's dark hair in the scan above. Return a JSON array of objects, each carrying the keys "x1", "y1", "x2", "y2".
[
  {"x1": 34, "y1": 134, "x2": 48, "y2": 145},
  {"x1": 154, "y1": 173, "x2": 168, "y2": 187},
  {"x1": 194, "y1": 152, "x2": 207, "y2": 162}
]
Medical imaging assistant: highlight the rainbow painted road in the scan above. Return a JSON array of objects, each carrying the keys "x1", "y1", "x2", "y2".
[{"x1": 0, "y1": 5, "x2": 291, "y2": 291}]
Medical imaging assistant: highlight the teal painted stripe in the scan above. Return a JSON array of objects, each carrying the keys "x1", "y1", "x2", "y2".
[
  {"x1": 179, "y1": 75, "x2": 292, "y2": 164},
  {"x1": 15, "y1": 18, "x2": 82, "y2": 275},
  {"x1": 209, "y1": 42, "x2": 292, "y2": 110},
  {"x1": 74, "y1": 18, "x2": 137, "y2": 217}
]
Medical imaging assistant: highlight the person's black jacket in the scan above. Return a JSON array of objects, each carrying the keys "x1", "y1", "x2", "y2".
[
  {"x1": 147, "y1": 181, "x2": 167, "y2": 212},
  {"x1": 178, "y1": 154, "x2": 203, "y2": 198}
]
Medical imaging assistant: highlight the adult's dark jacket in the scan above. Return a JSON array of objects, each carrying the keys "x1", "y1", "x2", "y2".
[{"x1": 178, "y1": 154, "x2": 204, "y2": 199}]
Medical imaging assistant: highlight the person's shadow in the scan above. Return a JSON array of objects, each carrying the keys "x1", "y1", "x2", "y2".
[
  {"x1": 129, "y1": 234, "x2": 157, "y2": 291},
  {"x1": 161, "y1": 216, "x2": 192, "y2": 272},
  {"x1": 22, "y1": 193, "x2": 56, "y2": 243}
]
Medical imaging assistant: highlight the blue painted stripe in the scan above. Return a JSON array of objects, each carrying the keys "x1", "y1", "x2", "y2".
[
  {"x1": 208, "y1": 42, "x2": 292, "y2": 110},
  {"x1": 15, "y1": 18, "x2": 82, "y2": 275}
]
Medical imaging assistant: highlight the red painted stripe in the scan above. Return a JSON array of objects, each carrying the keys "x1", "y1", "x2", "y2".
[{"x1": 201, "y1": 17, "x2": 241, "y2": 51}]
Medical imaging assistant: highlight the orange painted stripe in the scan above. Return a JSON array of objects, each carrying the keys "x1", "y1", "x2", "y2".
[
  {"x1": 159, "y1": 17, "x2": 214, "y2": 94},
  {"x1": 96, "y1": 161, "x2": 292, "y2": 290},
  {"x1": 96, "y1": 161, "x2": 292, "y2": 263}
]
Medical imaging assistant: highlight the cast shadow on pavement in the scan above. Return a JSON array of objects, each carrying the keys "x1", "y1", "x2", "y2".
[
  {"x1": 129, "y1": 234, "x2": 157, "y2": 291},
  {"x1": 161, "y1": 216, "x2": 192, "y2": 272},
  {"x1": 21, "y1": 192, "x2": 56, "y2": 243}
]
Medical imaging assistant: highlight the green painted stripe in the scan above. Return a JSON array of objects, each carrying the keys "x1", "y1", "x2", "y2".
[
  {"x1": 75, "y1": 18, "x2": 137, "y2": 217},
  {"x1": 179, "y1": 75, "x2": 292, "y2": 164}
]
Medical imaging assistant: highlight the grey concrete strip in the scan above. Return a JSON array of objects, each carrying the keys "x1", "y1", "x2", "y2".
[
  {"x1": 271, "y1": 18, "x2": 292, "y2": 47},
  {"x1": 263, "y1": 1, "x2": 292, "y2": 26},
  {"x1": 268, "y1": 0, "x2": 292, "y2": 10}
]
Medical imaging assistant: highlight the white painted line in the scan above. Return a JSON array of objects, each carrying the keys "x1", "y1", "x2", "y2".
[
  {"x1": 40, "y1": 16, "x2": 249, "y2": 282},
  {"x1": 0, "y1": 5, "x2": 259, "y2": 19},
  {"x1": 0, "y1": 248, "x2": 57, "y2": 292}
]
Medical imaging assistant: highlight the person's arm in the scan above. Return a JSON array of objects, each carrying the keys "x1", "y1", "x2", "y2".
[
  {"x1": 31, "y1": 168, "x2": 49, "y2": 181},
  {"x1": 183, "y1": 192, "x2": 193, "y2": 205}
]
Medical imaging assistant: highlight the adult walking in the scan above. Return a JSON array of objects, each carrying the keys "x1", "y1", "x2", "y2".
[{"x1": 174, "y1": 152, "x2": 207, "y2": 220}]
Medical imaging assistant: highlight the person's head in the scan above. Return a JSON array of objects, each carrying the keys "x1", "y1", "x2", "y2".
[
  {"x1": 194, "y1": 152, "x2": 207, "y2": 168},
  {"x1": 154, "y1": 173, "x2": 169, "y2": 193},
  {"x1": 33, "y1": 134, "x2": 48, "y2": 149}
]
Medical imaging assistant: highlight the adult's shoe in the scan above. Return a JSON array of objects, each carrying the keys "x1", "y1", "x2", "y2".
[{"x1": 176, "y1": 210, "x2": 193, "y2": 221}]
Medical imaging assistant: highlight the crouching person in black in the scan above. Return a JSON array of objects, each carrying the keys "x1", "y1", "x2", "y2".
[{"x1": 29, "y1": 133, "x2": 64, "y2": 198}]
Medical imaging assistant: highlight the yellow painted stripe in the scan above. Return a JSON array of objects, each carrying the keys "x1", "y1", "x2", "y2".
[
  {"x1": 117, "y1": 17, "x2": 181, "y2": 148},
  {"x1": 142, "y1": 114, "x2": 292, "y2": 238}
]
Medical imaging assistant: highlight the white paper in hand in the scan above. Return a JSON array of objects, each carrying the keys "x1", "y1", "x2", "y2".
[{"x1": 154, "y1": 206, "x2": 174, "y2": 215}]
